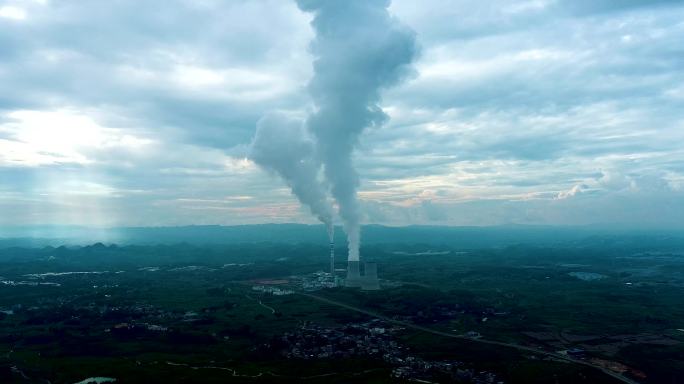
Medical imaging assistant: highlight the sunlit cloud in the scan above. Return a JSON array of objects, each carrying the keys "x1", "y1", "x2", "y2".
[
  {"x1": 0, "y1": 5, "x2": 26, "y2": 20},
  {"x1": 0, "y1": 109, "x2": 153, "y2": 166}
]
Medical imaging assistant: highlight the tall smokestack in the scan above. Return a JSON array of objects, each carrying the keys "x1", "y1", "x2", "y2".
[
  {"x1": 328, "y1": 227, "x2": 335, "y2": 279},
  {"x1": 329, "y1": 240, "x2": 335, "y2": 275}
]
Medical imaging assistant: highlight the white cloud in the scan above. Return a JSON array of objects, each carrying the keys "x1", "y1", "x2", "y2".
[
  {"x1": 555, "y1": 184, "x2": 585, "y2": 200},
  {"x1": 0, "y1": 109, "x2": 153, "y2": 166},
  {"x1": 0, "y1": 5, "x2": 26, "y2": 20}
]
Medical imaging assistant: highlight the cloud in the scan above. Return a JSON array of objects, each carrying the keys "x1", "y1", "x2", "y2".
[
  {"x1": 0, "y1": 109, "x2": 154, "y2": 166},
  {"x1": 0, "y1": 5, "x2": 26, "y2": 20},
  {"x1": 0, "y1": 0, "x2": 682, "y2": 228}
]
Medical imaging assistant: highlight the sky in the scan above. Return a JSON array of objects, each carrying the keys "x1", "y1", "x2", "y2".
[{"x1": 1, "y1": 0, "x2": 683, "y2": 228}]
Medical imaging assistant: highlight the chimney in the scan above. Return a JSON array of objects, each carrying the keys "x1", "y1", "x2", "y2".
[
  {"x1": 330, "y1": 241, "x2": 335, "y2": 275},
  {"x1": 361, "y1": 262, "x2": 380, "y2": 291}
]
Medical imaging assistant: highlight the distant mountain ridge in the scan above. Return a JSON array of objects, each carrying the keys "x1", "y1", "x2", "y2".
[{"x1": 1, "y1": 224, "x2": 683, "y2": 249}]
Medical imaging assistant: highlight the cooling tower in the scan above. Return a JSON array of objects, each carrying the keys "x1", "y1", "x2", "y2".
[
  {"x1": 345, "y1": 260, "x2": 362, "y2": 287},
  {"x1": 361, "y1": 262, "x2": 380, "y2": 291}
]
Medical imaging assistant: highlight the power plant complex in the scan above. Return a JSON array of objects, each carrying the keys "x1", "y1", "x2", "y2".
[
  {"x1": 326, "y1": 242, "x2": 380, "y2": 290},
  {"x1": 328, "y1": 226, "x2": 380, "y2": 291}
]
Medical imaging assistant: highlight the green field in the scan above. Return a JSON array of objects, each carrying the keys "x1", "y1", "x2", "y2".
[{"x1": 1, "y1": 241, "x2": 683, "y2": 383}]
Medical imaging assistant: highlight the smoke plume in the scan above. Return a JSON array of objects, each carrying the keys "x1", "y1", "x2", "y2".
[
  {"x1": 297, "y1": 0, "x2": 417, "y2": 261},
  {"x1": 249, "y1": 0, "x2": 416, "y2": 261},
  {"x1": 249, "y1": 112, "x2": 334, "y2": 239}
]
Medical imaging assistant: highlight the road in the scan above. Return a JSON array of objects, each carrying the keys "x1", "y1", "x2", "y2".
[
  {"x1": 245, "y1": 294, "x2": 277, "y2": 314},
  {"x1": 298, "y1": 292, "x2": 641, "y2": 384}
]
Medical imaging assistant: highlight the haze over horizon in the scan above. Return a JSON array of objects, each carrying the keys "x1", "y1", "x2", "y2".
[{"x1": 2, "y1": 0, "x2": 683, "y2": 229}]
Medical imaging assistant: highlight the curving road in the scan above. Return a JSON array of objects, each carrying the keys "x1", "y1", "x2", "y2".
[{"x1": 298, "y1": 292, "x2": 640, "y2": 384}]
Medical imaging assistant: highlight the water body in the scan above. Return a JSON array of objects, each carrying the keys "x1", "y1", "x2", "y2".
[
  {"x1": 73, "y1": 377, "x2": 116, "y2": 384},
  {"x1": 392, "y1": 250, "x2": 451, "y2": 256},
  {"x1": 25, "y1": 271, "x2": 124, "y2": 279},
  {"x1": 223, "y1": 263, "x2": 253, "y2": 267},
  {"x1": 568, "y1": 272, "x2": 607, "y2": 281},
  {"x1": 168, "y1": 266, "x2": 216, "y2": 272},
  {"x1": 1, "y1": 280, "x2": 61, "y2": 287}
]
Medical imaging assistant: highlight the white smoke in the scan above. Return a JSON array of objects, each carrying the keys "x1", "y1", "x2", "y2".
[
  {"x1": 249, "y1": 112, "x2": 334, "y2": 238},
  {"x1": 297, "y1": 0, "x2": 418, "y2": 261},
  {"x1": 249, "y1": 0, "x2": 417, "y2": 261}
]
